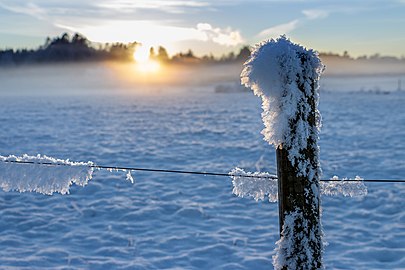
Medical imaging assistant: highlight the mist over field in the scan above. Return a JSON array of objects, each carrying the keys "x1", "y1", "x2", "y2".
[{"x1": 1, "y1": 59, "x2": 404, "y2": 98}]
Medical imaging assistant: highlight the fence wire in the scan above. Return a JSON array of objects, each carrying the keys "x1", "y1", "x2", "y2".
[{"x1": 2, "y1": 160, "x2": 405, "y2": 183}]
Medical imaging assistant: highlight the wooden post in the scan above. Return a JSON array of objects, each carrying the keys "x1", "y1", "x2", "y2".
[
  {"x1": 240, "y1": 36, "x2": 324, "y2": 269},
  {"x1": 276, "y1": 144, "x2": 319, "y2": 234},
  {"x1": 275, "y1": 54, "x2": 322, "y2": 269}
]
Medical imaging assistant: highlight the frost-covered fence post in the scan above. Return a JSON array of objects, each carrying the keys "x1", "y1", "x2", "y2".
[{"x1": 241, "y1": 36, "x2": 324, "y2": 269}]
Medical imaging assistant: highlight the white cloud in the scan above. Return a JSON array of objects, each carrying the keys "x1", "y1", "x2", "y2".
[
  {"x1": 302, "y1": 9, "x2": 329, "y2": 20},
  {"x1": 55, "y1": 20, "x2": 243, "y2": 48},
  {"x1": 96, "y1": 0, "x2": 209, "y2": 14},
  {"x1": 257, "y1": 20, "x2": 299, "y2": 38},
  {"x1": 197, "y1": 23, "x2": 243, "y2": 46},
  {"x1": 256, "y1": 9, "x2": 329, "y2": 39},
  {"x1": 0, "y1": 2, "x2": 47, "y2": 20},
  {"x1": 55, "y1": 20, "x2": 203, "y2": 44}
]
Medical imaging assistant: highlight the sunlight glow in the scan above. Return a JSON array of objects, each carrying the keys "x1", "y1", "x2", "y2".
[
  {"x1": 133, "y1": 45, "x2": 150, "y2": 63},
  {"x1": 133, "y1": 45, "x2": 161, "y2": 73},
  {"x1": 136, "y1": 59, "x2": 161, "y2": 73}
]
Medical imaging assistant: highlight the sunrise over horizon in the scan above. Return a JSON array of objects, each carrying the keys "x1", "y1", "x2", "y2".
[{"x1": 1, "y1": 0, "x2": 405, "y2": 58}]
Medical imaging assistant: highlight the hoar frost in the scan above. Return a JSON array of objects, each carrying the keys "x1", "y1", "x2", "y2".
[
  {"x1": 322, "y1": 176, "x2": 367, "y2": 197},
  {"x1": 125, "y1": 170, "x2": 135, "y2": 184},
  {"x1": 273, "y1": 209, "x2": 324, "y2": 270},
  {"x1": 230, "y1": 167, "x2": 278, "y2": 202},
  {"x1": 241, "y1": 35, "x2": 324, "y2": 177},
  {"x1": 0, "y1": 154, "x2": 94, "y2": 195},
  {"x1": 0, "y1": 154, "x2": 135, "y2": 195},
  {"x1": 230, "y1": 168, "x2": 367, "y2": 201}
]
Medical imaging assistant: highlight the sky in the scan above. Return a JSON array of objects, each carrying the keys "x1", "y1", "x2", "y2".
[{"x1": 0, "y1": 0, "x2": 404, "y2": 58}]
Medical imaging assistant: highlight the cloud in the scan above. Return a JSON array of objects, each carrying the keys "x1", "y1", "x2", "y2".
[
  {"x1": 55, "y1": 20, "x2": 243, "y2": 48},
  {"x1": 197, "y1": 23, "x2": 243, "y2": 46},
  {"x1": 0, "y1": 0, "x2": 242, "y2": 48},
  {"x1": 0, "y1": 2, "x2": 47, "y2": 20},
  {"x1": 302, "y1": 9, "x2": 329, "y2": 20},
  {"x1": 256, "y1": 9, "x2": 329, "y2": 39},
  {"x1": 257, "y1": 20, "x2": 299, "y2": 38},
  {"x1": 55, "y1": 20, "x2": 202, "y2": 44},
  {"x1": 96, "y1": 0, "x2": 209, "y2": 14}
]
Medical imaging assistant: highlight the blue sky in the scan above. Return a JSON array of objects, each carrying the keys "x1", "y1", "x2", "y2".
[{"x1": 0, "y1": 0, "x2": 404, "y2": 57}]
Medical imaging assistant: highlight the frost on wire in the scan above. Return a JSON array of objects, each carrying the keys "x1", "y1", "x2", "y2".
[
  {"x1": 322, "y1": 176, "x2": 367, "y2": 197},
  {"x1": 230, "y1": 168, "x2": 367, "y2": 202},
  {"x1": 0, "y1": 154, "x2": 134, "y2": 195},
  {"x1": 230, "y1": 167, "x2": 278, "y2": 202},
  {"x1": 0, "y1": 154, "x2": 94, "y2": 195}
]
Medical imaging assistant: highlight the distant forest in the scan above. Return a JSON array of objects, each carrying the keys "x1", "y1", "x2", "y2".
[
  {"x1": 1, "y1": 33, "x2": 405, "y2": 71},
  {"x1": 0, "y1": 33, "x2": 250, "y2": 66}
]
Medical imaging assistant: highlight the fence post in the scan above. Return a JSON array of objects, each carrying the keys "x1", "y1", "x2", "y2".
[{"x1": 241, "y1": 36, "x2": 324, "y2": 269}]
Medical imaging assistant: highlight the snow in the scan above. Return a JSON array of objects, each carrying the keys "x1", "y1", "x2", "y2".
[
  {"x1": 241, "y1": 35, "x2": 324, "y2": 178},
  {"x1": 231, "y1": 168, "x2": 367, "y2": 201},
  {"x1": 0, "y1": 154, "x2": 94, "y2": 195},
  {"x1": 0, "y1": 65, "x2": 404, "y2": 269}
]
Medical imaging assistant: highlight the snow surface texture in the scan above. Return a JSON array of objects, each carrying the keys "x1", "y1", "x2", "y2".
[
  {"x1": 231, "y1": 168, "x2": 367, "y2": 202},
  {"x1": 0, "y1": 154, "x2": 134, "y2": 195},
  {"x1": 0, "y1": 154, "x2": 94, "y2": 195},
  {"x1": 241, "y1": 35, "x2": 324, "y2": 178},
  {"x1": 0, "y1": 83, "x2": 404, "y2": 269}
]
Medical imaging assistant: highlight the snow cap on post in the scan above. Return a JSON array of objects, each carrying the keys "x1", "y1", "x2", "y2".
[
  {"x1": 241, "y1": 36, "x2": 324, "y2": 178},
  {"x1": 241, "y1": 35, "x2": 324, "y2": 148}
]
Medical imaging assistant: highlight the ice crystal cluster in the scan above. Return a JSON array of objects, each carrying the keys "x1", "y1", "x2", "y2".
[
  {"x1": 272, "y1": 209, "x2": 324, "y2": 270},
  {"x1": 0, "y1": 154, "x2": 94, "y2": 195},
  {"x1": 322, "y1": 176, "x2": 367, "y2": 197},
  {"x1": 230, "y1": 167, "x2": 278, "y2": 202},
  {"x1": 0, "y1": 154, "x2": 134, "y2": 195},
  {"x1": 241, "y1": 35, "x2": 324, "y2": 178},
  {"x1": 231, "y1": 168, "x2": 367, "y2": 202}
]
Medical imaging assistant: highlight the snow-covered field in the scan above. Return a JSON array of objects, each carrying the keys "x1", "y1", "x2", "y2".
[{"x1": 0, "y1": 66, "x2": 404, "y2": 269}]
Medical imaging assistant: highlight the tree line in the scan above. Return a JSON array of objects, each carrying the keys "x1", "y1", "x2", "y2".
[
  {"x1": 0, "y1": 33, "x2": 251, "y2": 66},
  {"x1": 1, "y1": 33, "x2": 403, "y2": 67}
]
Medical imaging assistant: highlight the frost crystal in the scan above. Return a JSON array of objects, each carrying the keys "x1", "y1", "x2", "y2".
[
  {"x1": 0, "y1": 154, "x2": 136, "y2": 195},
  {"x1": 230, "y1": 167, "x2": 278, "y2": 202},
  {"x1": 0, "y1": 154, "x2": 94, "y2": 195},
  {"x1": 273, "y1": 209, "x2": 324, "y2": 270},
  {"x1": 230, "y1": 168, "x2": 367, "y2": 201},
  {"x1": 241, "y1": 35, "x2": 324, "y2": 177},
  {"x1": 125, "y1": 170, "x2": 135, "y2": 184},
  {"x1": 322, "y1": 176, "x2": 367, "y2": 197}
]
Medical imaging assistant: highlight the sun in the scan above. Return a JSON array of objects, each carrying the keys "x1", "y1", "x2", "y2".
[{"x1": 133, "y1": 45, "x2": 161, "y2": 73}]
